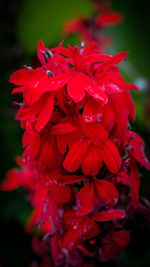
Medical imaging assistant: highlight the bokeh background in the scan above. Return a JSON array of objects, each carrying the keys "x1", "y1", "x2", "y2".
[{"x1": 0, "y1": 0, "x2": 150, "y2": 266}]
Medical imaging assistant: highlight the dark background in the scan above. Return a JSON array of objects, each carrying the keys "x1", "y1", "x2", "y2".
[{"x1": 0, "y1": 0, "x2": 150, "y2": 266}]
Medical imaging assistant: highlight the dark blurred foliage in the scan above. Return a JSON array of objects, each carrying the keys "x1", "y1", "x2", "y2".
[{"x1": 0, "y1": 0, "x2": 150, "y2": 266}]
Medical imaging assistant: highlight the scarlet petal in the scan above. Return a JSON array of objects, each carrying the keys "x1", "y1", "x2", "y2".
[
  {"x1": 76, "y1": 182, "x2": 94, "y2": 215},
  {"x1": 34, "y1": 183, "x2": 48, "y2": 206},
  {"x1": 128, "y1": 132, "x2": 150, "y2": 170},
  {"x1": 62, "y1": 228, "x2": 80, "y2": 251},
  {"x1": 63, "y1": 139, "x2": 90, "y2": 173},
  {"x1": 37, "y1": 39, "x2": 46, "y2": 64},
  {"x1": 130, "y1": 159, "x2": 140, "y2": 206},
  {"x1": 51, "y1": 234, "x2": 62, "y2": 264},
  {"x1": 99, "y1": 72, "x2": 125, "y2": 95},
  {"x1": 49, "y1": 183, "x2": 71, "y2": 204},
  {"x1": 26, "y1": 119, "x2": 38, "y2": 136},
  {"x1": 46, "y1": 72, "x2": 69, "y2": 91},
  {"x1": 126, "y1": 90, "x2": 136, "y2": 121},
  {"x1": 101, "y1": 102, "x2": 115, "y2": 133},
  {"x1": 111, "y1": 94, "x2": 129, "y2": 135},
  {"x1": 12, "y1": 86, "x2": 25, "y2": 94},
  {"x1": 80, "y1": 118, "x2": 108, "y2": 146},
  {"x1": 1, "y1": 169, "x2": 21, "y2": 191},
  {"x1": 81, "y1": 145, "x2": 103, "y2": 176},
  {"x1": 83, "y1": 98, "x2": 104, "y2": 122},
  {"x1": 93, "y1": 209, "x2": 125, "y2": 222},
  {"x1": 116, "y1": 171, "x2": 130, "y2": 185},
  {"x1": 51, "y1": 123, "x2": 76, "y2": 135},
  {"x1": 82, "y1": 73, "x2": 108, "y2": 104},
  {"x1": 95, "y1": 179, "x2": 119, "y2": 208},
  {"x1": 22, "y1": 132, "x2": 40, "y2": 159},
  {"x1": 103, "y1": 140, "x2": 122, "y2": 174},
  {"x1": 96, "y1": 11, "x2": 123, "y2": 27},
  {"x1": 126, "y1": 83, "x2": 140, "y2": 91},
  {"x1": 68, "y1": 45, "x2": 83, "y2": 67},
  {"x1": 83, "y1": 54, "x2": 110, "y2": 64},
  {"x1": 56, "y1": 135, "x2": 67, "y2": 154},
  {"x1": 67, "y1": 72, "x2": 85, "y2": 103},
  {"x1": 9, "y1": 69, "x2": 42, "y2": 85},
  {"x1": 63, "y1": 211, "x2": 99, "y2": 250},
  {"x1": 16, "y1": 99, "x2": 43, "y2": 121},
  {"x1": 60, "y1": 175, "x2": 87, "y2": 185},
  {"x1": 113, "y1": 230, "x2": 130, "y2": 248},
  {"x1": 35, "y1": 94, "x2": 54, "y2": 132},
  {"x1": 102, "y1": 52, "x2": 128, "y2": 68},
  {"x1": 102, "y1": 241, "x2": 120, "y2": 260},
  {"x1": 24, "y1": 74, "x2": 49, "y2": 105}
]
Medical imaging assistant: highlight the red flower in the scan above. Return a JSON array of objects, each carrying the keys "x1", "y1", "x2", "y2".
[
  {"x1": 1, "y1": 39, "x2": 150, "y2": 266},
  {"x1": 0, "y1": 156, "x2": 37, "y2": 192},
  {"x1": 76, "y1": 178, "x2": 119, "y2": 215},
  {"x1": 100, "y1": 230, "x2": 130, "y2": 260},
  {"x1": 64, "y1": 3, "x2": 123, "y2": 48}
]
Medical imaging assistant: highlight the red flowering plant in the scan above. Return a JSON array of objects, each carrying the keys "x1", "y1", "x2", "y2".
[
  {"x1": 64, "y1": 0, "x2": 123, "y2": 50},
  {"x1": 1, "y1": 39, "x2": 150, "y2": 266}
]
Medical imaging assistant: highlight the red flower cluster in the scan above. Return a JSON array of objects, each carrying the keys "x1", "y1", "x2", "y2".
[
  {"x1": 64, "y1": 1, "x2": 123, "y2": 49},
  {"x1": 1, "y1": 40, "x2": 150, "y2": 266}
]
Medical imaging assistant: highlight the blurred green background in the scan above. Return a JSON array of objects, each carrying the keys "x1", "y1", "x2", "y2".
[{"x1": 0, "y1": 0, "x2": 150, "y2": 266}]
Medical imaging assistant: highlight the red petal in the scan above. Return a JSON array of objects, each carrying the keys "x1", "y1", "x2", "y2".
[
  {"x1": 37, "y1": 40, "x2": 46, "y2": 64},
  {"x1": 51, "y1": 123, "x2": 76, "y2": 135},
  {"x1": 63, "y1": 211, "x2": 99, "y2": 250},
  {"x1": 81, "y1": 145, "x2": 103, "y2": 176},
  {"x1": 46, "y1": 72, "x2": 69, "y2": 91},
  {"x1": 102, "y1": 241, "x2": 121, "y2": 260},
  {"x1": 23, "y1": 74, "x2": 49, "y2": 105},
  {"x1": 95, "y1": 179, "x2": 119, "y2": 208},
  {"x1": 63, "y1": 139, "x2": 90, "y2": 173},
  {"x1": 56, "y1": 135, "x2": 67, "y2": 154},
  {"x1": 51, "y1": 234, "x2": 62, "y2": 264},
  {"x1": 126, "y1": 83, "x2": 140, "y2": 91},
  {"x1": 9, "y1": 69, "x2": 42, "y2": 85},
  {"x1": 93, "y1": 209, "x2": 125, "y2": 222},
  {"x1": 60, "y1": 175, "x2": 87, "y2": 185},
  {"x1": 103, "y1": 140, "x2": 122, "y2": 174},
  {"x1": 12, "y1": 86, "x2": 25, "y2": 94},
  {"x1": 98, "y1": 71, "x2": 125, "y2": 95},
  {"x1": 80, "y1": 118, "x2": 108, "y2": 146},
  {"x1": 76, "y1": 182, "x2": 94, "y2": 215},
  {"x1": 83, "y1": 54, "x2": 110, "y2": 64},
  {"x1": 68, "y1": 45, "x2": 83, "y2": 67},
  {"x1": 102, "y1": 52, "x2": 128, "y2": 68},
  {"x1": 35, "y1": 94, "x2": 54, "y2": 132},
  {"x1": 0, "y1": 169, "x2": 21, "y2": 191},
  {"x1": 101, "y1": 102, "x2": 115, "y2": 133},
  {"x1": 128, "y1": 132, "x2": 150, "y2": 170},
  {"x1": 113, "y1": 230, "x2": 130, "y2": 248},
  {"x1": 111, "y1": 94, "x2": 129, "y2": 135},
  {"x1": 16, "y1": 99, "x2": 43, "y2": 121},
  {"x1": 130, "y1": 158, "x2": 140, "y2": 206},
  {"x1": 81, "y1": 73, "x2": 108, "y2": 104},
  {"x1": 96, "y1": 11, "x2": 123, "y2": 27},
  {"x1": 67, "y1": 72, "x2": 86, "y2": 102},
  {"x1": 49, "y1": 182, "x2": 71, "y2": 204},
  {"x1": 62, "y1": 228, "x2": 81, "y2": 251},
  {"x1": 83, "y1": 98, "x2": 104, "y2": 122},
  {"x1": 83, "y1": 41, "x2": 99, "y2": 56},
  {"x1": 125, "y1": 90, "x2": 136, "y2": 121},
  {"x1": 34, "y1": 183, "x2": 48, "y2": 206},
  {"x1": 116, "y1": 171, "x2": 130, "y2": 185},
  {"x1": 25, "y1": 119, "x2": 38, "y2": 136}
]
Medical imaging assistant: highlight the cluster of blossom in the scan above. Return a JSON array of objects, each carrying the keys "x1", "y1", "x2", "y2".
[
  {"x1": 1, "y1": 40, "x2": 150, "y2": 267},
  {"x1": 64, "y1": 0, "x2": 123, "y2": 49}
]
